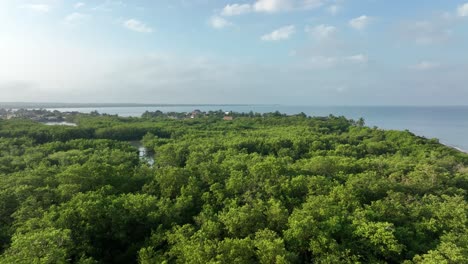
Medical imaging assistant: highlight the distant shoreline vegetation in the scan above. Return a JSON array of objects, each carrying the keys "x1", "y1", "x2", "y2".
[{"x1": 1, "y1": 108, "x2": 466, "y2": 154}]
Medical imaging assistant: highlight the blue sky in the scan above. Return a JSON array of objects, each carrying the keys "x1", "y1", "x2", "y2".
[{"x1": 0, "y1": 0, "x2": 467, "y2": 105}]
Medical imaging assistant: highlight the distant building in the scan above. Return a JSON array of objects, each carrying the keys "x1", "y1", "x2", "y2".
[
  {"x1": 6, "y1": 114, "x2": 16, "y2": 120},
  {"x1": 223, "y1": 116, "x2": 233, "y2": 121},
  {"x1": 191, "y1": 109, "x2": 202, "y2": 119}
]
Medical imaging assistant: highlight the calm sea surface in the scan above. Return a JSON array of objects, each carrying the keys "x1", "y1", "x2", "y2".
[{"x1": 47, "y1": 106, "x2": 468, "y2": 152}]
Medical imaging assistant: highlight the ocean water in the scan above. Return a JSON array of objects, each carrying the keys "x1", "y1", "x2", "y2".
[{"x1": 47, "y1": 106, "x2": 468, "y2": 152}]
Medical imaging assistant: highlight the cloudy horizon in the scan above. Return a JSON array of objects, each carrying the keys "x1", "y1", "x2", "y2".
[{"x1": 1, "y1": 0, "x2": 468, "y2": 105}]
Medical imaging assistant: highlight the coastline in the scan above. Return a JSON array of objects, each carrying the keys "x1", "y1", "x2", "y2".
[
  {"x1": 452, "y1": 146, "x2": 468, "y2": 154},
  {"x1": 444, "y1": 144, "x2": 468, "y2": 154},
  {"x1": 3, "y1": 106, "x2": 468, "y2": 155}
]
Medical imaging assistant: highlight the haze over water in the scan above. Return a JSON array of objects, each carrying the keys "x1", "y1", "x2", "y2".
[{"x1": 47, "y1": 105, "x2": 468, "y2": 152}]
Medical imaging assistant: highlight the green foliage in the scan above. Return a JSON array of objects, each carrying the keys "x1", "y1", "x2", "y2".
[
  {"x1": 0, "y1": 112, "x2": 467, "y2": 263},
  {"x1": 0, "y1": 228, "x2": 72, "y2": 264}
]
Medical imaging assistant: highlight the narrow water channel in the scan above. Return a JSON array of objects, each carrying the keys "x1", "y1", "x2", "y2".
[
  {"x1": 43, "y1": 121, "x2": 77, "y2": 126},
  {"x1": 129, "y1": 141, "x2": 155, "y2": 166}
]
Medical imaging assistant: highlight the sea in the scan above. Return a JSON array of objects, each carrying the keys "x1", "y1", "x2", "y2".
[{"x1": 45, "y1": 105, "x2": 468, "y2": 152}]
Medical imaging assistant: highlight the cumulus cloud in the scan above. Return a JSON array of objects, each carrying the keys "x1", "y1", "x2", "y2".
[
  {"x1": 399, "y1": 20, "x2": 452, "y2": 45},
  {"x1": 209, "y1": 16, "x2": 232, "y2": 29},
  {"x1": 221, "y1": 4, "x2": 252, "y2": 16},
  {"x1": 349, "y1": 15, "x2": 371, "y2": 30},
  {"x1": 327, "y1": 4, "x2": 341, "y2": 15},
  {"x1": 220, "y1": 0, "x2": 325, "y2": 14},
  {"x1": 306, "y1": 24, "x2": 337, "y2": 40},
  {"x1": 92, "y1": 0, "x2": 125, "y2": 12},
  {"x1": 253, "y1": 0, "x2": 324, "y2": 13},
  {"x1": 302, "y1": 0, "x2": 325, "y2": 9},
  {"x1": 306, "y1": 56, "x2": 339, "y2": 68},
  {"x1": 457, "y1": 3, "x2": 468, "y2": 17},
  {"x1": 19, "y1": 4, "x2": 50, "y2": 12},
  {"x1": 261, "y1": 25, "x2": 295, "y2": 41},
  {"x1": 314, "y1": 55, "x2": 367, "y2": 68},
  {"x1": 64, "y1": 12, "x2": 90, "y2": 25},
  {"x1": 346, "y1": 54, "x2": 368, "y2": 63},
  {"x1": 335, "y1": 85, "x2": 348, "y2": 93},
  {"x1": 409, "y1": 61, "x2": 440, "y2": 71},
  {"x1": 123, "y1": 19, "x2": 153, "y2": 33},
  {"x1": 254, "y1": 0, "x2": 293, "y2": 12},
  {"x1": 74, "y1": 2, "x2": 85, "y2": 9}
]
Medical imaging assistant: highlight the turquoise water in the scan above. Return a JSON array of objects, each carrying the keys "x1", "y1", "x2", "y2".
[{"x1": 47, "y1": 106, "x2": 468, "y2": 152}]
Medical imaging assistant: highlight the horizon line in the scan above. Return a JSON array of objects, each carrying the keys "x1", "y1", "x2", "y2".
[{"x1": 1, "y1": 102, "x2": 468, "y2": 108}]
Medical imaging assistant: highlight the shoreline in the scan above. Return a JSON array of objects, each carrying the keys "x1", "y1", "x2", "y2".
[
  {"x1": 443, "y1": 144, "x2": 468, "y2": 154},
  {"x1": 452, "y1": 146, "x2": 468, "y2": 154}
]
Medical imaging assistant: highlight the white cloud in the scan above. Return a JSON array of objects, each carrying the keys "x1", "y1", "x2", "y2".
[
  {"x1": 307, "y1": 56, "x2": 339, "y2": 68},
  {"x1": 346, "y1": 54, "x2": 368, "y2": 63},
  {"x1": 74, "y1": 2, "x2": 85, "y2": 9},
  {"x1": 457, "y1": 3, "x2": 468, "y2": 17},
  {"x1": 254, "y1": 0, "x2": 293, "y2": 13},
  {"x1": 400, "y1": 20, "x2": 452, "y2": 45},
  {"x1": 92, "y1": 0, "x2": 125, "y2": 12},
  {"x1": 303, "y1": 0, "x2": 325, "y2": 9},
  {"x1": 64, "y1": 12, "x2": 90, "y2": 25},
  {"x1": 19, "y1": 4, "x2": 50, "y2": 12},
  {"x1": 261, "y1": 25, "x2": 295, "y2": 41},
  {"x1": 349, "y1": 15, "x2": 371, "y2": 30},
  {"x1": 254, "y1": 0, "x2": 325, "y2": 13},
  {"x1": 220, "y1": 0, "x2": 324, "y2": 15},
  {"x1": 304, "y1": 54, "x2": 368, "y2": 69},
  {"x1": 336, "y1": 86, "x2": 348, "y2": 93},
  {"x1": 123, "y1": 19, "x2": 153, "y2": 33},
  {"x1": 209, "y1": 16, "x2": 232, "y2": 29},
  {"x1": 410, "y1": 61, "x2": 440, "y2": 71},
  {"x1": 306, "y1": 24, "x2": 336, "y2": 40},
  {"x1": 221, "y1": 4, "x2": 252, "y2": 16},
  {"x1": 327, "y1": 4, "x2": 341, "y2": 15}
]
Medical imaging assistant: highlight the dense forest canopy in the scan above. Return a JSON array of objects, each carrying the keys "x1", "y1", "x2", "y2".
[{"x1": 0, "y1": 110, "x2": 467, "y2": 263}]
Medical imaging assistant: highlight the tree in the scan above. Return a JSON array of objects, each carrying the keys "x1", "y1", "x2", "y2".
[{"x1": 0, "y1": 228, "x2": 72, "y2": 264}]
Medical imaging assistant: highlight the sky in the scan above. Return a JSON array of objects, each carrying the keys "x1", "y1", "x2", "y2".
[{"x1": 0, "y1": 0, "x2": 467, "y2": 105}]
